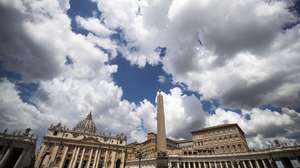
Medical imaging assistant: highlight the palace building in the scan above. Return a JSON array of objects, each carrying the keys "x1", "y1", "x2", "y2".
[
  {"x1": 35, "y1": 112, "x2": 127, "y2": 168},
  {"x1": 125, "y1": 93, "x2": 300, "y2": 168}
]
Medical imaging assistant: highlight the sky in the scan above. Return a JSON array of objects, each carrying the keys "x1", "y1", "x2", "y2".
[{"x1": 0, "y1": 0, "x2": 300, "y2": 149}]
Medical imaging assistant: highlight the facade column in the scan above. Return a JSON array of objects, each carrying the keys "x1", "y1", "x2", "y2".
[
  {"x1": 49, "y1": 145, "x2": 59, "y2": 166},
  {"x1": 92, "y1": 149, "x2": 99, "y2": 168},
  {"x1": 103, "y1": 150, "x2": 109, "y2": 168},
  {"x1": 193, "y1": 162, "x2": 196, "y2": 168},
  {"x1": 225, "y1": 161, "x2": 229, "y2": 168},
  {"x1": 243, "y1": 161, "x2": 247, "y2": 168},
  {"x1": 231, "y1": 161, "x2": 234, "y2": 168},
  {"x1": 68, "y1": 147, "x2": 77, "y2": 168},
  {"x1": 183, "y1": 162, "x2": 186, "y2": 168},
  {"x1": 72, "y1": 147, "x2": 80, "y2": 168},
  {"x1": 255, "y1": 160, "x2": 261, "y2": 168},
  {"x1": 262, "y1": 160, "x2": 267, "y2": 168},
  {"x1": 249, "y1": 160, "x2": 254, "y2": 168},
  {"x1": 177, "y1": 161, "x2": 180, "y2": 168},
  {"x1": 0, "y1": 147, "x2": 13, "y2": 167},
  {"x1": 215, "y1": 162, "x2": 218, "y2": 168},
  {"x1": 13, "y1": 149, "x2": 26, "y2": 168},
  {"x1": 198, "y1": 162, "x2": 201, "y2": 168},
  {"x1": 35, "y1": 144, "x2": 46, "y2": 168},
  {"x1": 59, "y1": 146, "x2": 68, "y2": 168},
  {"x1": 110, "y1": 151, "x2": 117, "y2": 168},
  {"x1": 209, "y1": 162, "x2": 212, "y2": 168},
  {"x1": 204, "y1": 162, "x2": 207, "y2": 168},
  {"x1": 96, "y1": 149, "x2": 102, "y2": 168},
  {"x1": 120, "y1": 151, "x2": 126, "y2": 168},
  {"x1": 78, "y1": 147, "x2": 86, "y2": 168},
  {"x1": 220, "y1": 161, "x2": 224, "y2": 168},
  {"x1": 188, "y1": 162, "x2": 191, "y2": 168},
  {"x1": 87, "y1": 148, "x2": 94, "y2": 168}
]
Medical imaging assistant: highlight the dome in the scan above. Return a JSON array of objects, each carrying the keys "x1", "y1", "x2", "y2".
[{"x1": 73, "y1": 112, "x2": 97, "y2": 134}]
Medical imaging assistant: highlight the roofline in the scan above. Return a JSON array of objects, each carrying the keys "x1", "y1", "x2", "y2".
[{"x1": 191, "y1": 123, "x2": 245, "y2": 135}]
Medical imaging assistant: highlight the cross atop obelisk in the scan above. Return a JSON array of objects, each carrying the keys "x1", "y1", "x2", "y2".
[{"x1": 156, "y1": 90, "x2": 167, "y2": 153}]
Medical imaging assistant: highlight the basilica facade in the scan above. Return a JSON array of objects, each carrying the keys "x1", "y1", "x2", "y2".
[{"x1": 35, "y1": 112, "x2": 127, "y2": 168}]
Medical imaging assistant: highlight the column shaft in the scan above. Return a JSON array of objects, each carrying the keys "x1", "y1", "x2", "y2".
[
  {"x1": 243, "y1": 161, "x2": 247, "y2": 168},
  {"x1": 225, "y1": 161, "x2": 229, "y2": 168},
  {"x1": 249, "y1": 160, "x2": 254, "y2": 168},
  {"x1": 110, "y1": 151, "x2": 116, "y2": 168},
  {"x1": 87, "y1": 148, "x2": 94, "y2": 168},
  {"x1": 34, "y1": 144, "x2": 46, "y2": 168},
  {"x1": 59, "y1": 146, "x2": 68, "y2": 168},
  {"x1": 13, "y1": 149, "x2": 26, "y2": 168},
  {"x1": 92, "y1": 149, "x2": 99, "y2": 168},
  {"x1": 0, "y1": 147, "x2": 13, "y2": 167},
  {"x1": 255, "y1": 160, "x2": 261, "y2": 168},
  {"x1": 78, "y1": 147, "x2": 86, "y2": 168},
  {"x1": 68, "y1": 147, "x2": 77, "y2": 168},
  {"x1": 103, "y1": 150, "x2": 108, "y2": 168},
  {"x1": 72, "y1": 147, "x2": 80, "y2": 168},
  {"x1": 262, "y1": 160, "x2": 267, "y2": 168}
]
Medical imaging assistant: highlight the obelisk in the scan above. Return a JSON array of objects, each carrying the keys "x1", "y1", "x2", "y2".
[
  {"x1": 157, "y1": 91, "x2": 167, "y2": 153},
  {"x1": 156, "y1": 91, "x2": 168, "y2": 168}
]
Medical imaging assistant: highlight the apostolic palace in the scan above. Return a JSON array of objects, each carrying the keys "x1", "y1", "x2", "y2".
[{"x1": 0, "y1": 92, "x2": 299, "y2": 168}]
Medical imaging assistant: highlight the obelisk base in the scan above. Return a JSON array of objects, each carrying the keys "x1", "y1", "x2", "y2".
[{"x1": 156, "y1": 152, "x2": 168, "y2": 168}]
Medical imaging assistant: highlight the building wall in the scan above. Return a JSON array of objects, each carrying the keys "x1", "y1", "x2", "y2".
[
  {"x1": 190, "y1": 124, "x2": 248, "y2": 155},
  {"x1": 35, "y1": 125, "x2": 126, "y2": 168},
  {"x1": 0, "y1": 130, "x2": 36, "y2": 168}
]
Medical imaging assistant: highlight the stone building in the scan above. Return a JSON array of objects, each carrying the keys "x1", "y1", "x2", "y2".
[
  {"x1": 35, "y1": 112, "x2": 127, "y2": 168},
  {"x1": 0, "y1": 128, "x2": 36, "y2": 168},
  {"x1": 188, "y1": 124, "x2": 249, "y2": 155},
  {"x1": 127, "y1": 132, "x2": 178, "y2": 160}
]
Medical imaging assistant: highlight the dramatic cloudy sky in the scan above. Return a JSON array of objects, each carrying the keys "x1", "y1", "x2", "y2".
[{"x1": 0, "y1": 0, "x2": 300, "y2": 148}]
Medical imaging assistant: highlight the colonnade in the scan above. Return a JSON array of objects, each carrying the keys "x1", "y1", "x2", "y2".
[
  {"x1": 170, "y1": 159, "x2": 273, "y2": 168},
  {"x1": 35, "y1": 144, "x2": 125, "y2": 168}
]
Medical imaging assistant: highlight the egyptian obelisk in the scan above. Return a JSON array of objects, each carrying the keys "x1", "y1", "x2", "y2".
[{"x1": 156, "y1": 91, "x2": 168, "y2": 168}]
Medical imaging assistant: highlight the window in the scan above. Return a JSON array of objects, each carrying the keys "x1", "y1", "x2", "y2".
[{"x1": 53, "y1": 131, "x2": 58, "y2": 136}]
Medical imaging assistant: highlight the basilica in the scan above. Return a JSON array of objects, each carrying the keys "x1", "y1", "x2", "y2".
[{"x1": 34, "y1": 112, "x2": 127, "y2": 168}]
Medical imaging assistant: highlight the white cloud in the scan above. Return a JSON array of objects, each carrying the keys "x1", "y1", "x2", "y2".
[
  {"x1": 76, "y1": 16, "x2": 113, "y2": 37},
  {"x1": 207, "y1": 107, "x2": 300, "y2": 148},
  {"x1": 95, "y1": 0, "x2": 300, "y2": 108},
  {"x1": 0, "y1": 79, "x2": 53, "y2": 135}
]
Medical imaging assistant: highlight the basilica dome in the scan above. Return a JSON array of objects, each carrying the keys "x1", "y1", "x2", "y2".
[{"x1": 73, "y1": 112, "x2": 97, "y2": 134}]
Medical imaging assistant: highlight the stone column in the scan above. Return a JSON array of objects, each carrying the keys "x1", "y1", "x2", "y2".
[
  {"x1": 255, "y1": 160, "x2": 261, "y2": 168},
  {"x1": 49, "y1": 145, "x2": 59, "y2": 165},
  {"x1": 120, "y1": 151, "x2": 126, "y2": 168},
  {"x1": 177, "y1": 162, "x2": 180, "y2": 168},
  {"x1": 92, "y1": 149, "x2": 99, "y2": 168},
  {"x1": 249, "y1": 160, "x2": 254, "y2": 168},
  {"x1": 231, "y1": 161, "x2": 234, "y2": 168},
  {"x1": 198, "y1": 162, "x2": 201, "y2": 168},
  {"x1": 72, "y1": 147, "x2": 80, "y2": 168},
  {"x1": 87, "y1": 148, "x2": 94, "y2": 168},
  {"x1": 0, "y1": 147, "x2": 13, "y2": 167},
  {"x1": 78, "y1": 148, "x2": 86, "y2": 168},
  {"x1": 262, "y1": 160, "x2": 267, "y2": 168},
  {"x1": 225, "y1": 161, "x2": 229, "y2": 168},
  {"x1": 214, "y1": 162, "x2": 218, "y2": 168},
  {"x1": 35, "y1": 144, "x2": 46, "y2": 168},
  {"x1": 13, "y1": 149, "x2": 26, "y2": 168},
  {"x1": 68, "y1": 147, "x2": 77, "y2": 168},
  {"x1": 243, "y1": 161, "x2": 247, "y2": 168},
  {"x1": 103, "y1": 150, "x2": 108, "y2": 168},
  {"x1": 193, "y1": 162, "x2": 196, "y2": 168},
  {"x1": 183, "y1": 162, "x2": 186, "y2": 168},
  {"x1": 204, "y1": 162, "x2": 207, "y2": 168},
  {"x1": 59, "y1": 146, "x2": 68, "y2": 168},
  {"x1": 110, "y1": 151, "x2": 116, "y2": 168},
  {"x1": 220, "y1": 161, "x2": 224, "y2": 168},
  {"x1": 95, "y1": 149, "x2": 102, "y2": 168}
]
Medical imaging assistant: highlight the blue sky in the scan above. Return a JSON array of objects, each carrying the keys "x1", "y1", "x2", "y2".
[{"x1": 0, "y1": 0, "x2": 300, "y2": 147}]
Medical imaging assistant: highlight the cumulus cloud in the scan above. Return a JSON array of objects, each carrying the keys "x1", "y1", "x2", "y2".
[
  {"x1": 207, "y1": 107, "x2": 300, "y2": 148},
  {"x1": 0, "y1": 79, "x2": 53, "y2": 136},
  {"x1": 0, "y1": 0, "x2": 145, "y2": 142},
  {"x1": 95, "y1": 0, "x2": 300, "y2": 108},
  {"x1": 76, "y1": 16, "x2": 113, "y2": 37}
]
